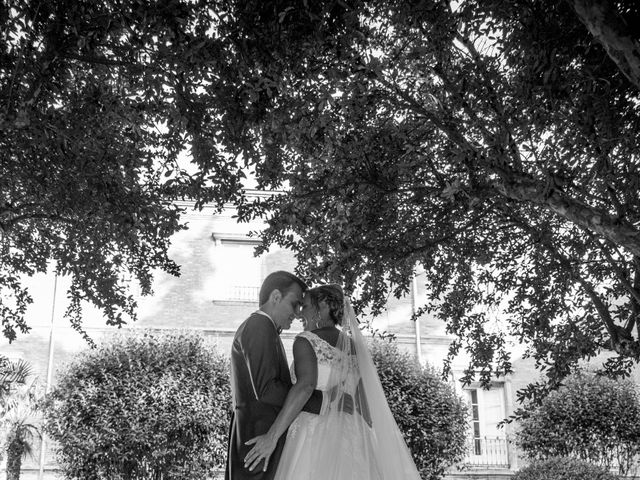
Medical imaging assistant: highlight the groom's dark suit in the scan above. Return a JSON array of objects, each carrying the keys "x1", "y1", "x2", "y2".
[{"x1": 225, "y1": 312, "x2": 324, "y2": 480}]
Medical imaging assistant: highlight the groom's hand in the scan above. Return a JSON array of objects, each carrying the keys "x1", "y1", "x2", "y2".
[{"x1": 244, "y1": 433, "x2": 278, "y2": 472}]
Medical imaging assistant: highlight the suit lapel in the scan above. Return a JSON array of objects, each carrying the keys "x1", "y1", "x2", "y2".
[{"x1": 254, "y1": 310, "x2": 292, "y2": 385}]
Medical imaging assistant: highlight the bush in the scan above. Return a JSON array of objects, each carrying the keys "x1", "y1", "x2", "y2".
[
  {"x1": 513, "y1": 457, "x2": 620, "y2": 480},
  {"x1": 370, "y1": 339, "x2": 469, "y2": 480},
  {"x1": 516, "y1": 372, "x2": 640, "y2": 475},
  {"x1": 43, "y1": 330, "x2": 232, "y2": 480}
]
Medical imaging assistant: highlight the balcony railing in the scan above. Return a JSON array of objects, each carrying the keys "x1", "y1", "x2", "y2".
[
  {"x1": 464, "y1": 436, "x2": 510, "y2": 468},
  {"x1": 215, "y1": 285, "x2": 260, "y2": 302}
]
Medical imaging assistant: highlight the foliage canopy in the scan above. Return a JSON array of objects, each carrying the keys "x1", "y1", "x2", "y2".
[
  {"x1": 1, "y1": 0, "x2": 253, "y2": 341},
  {"x1": 3, "y1": 0, "x2": 640, "y2": 398},
  {"x1": 232, "y1": 0, "x2": 640, "y2": 394}
]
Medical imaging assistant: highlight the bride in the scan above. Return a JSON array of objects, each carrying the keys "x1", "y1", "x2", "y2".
[{"x1": 243, "y1": 284, "x2": 422, "y2": 479}]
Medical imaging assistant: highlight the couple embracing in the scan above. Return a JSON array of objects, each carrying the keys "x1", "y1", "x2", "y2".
[{"x1": 225, "y1": 271, "x2": 421, "y2": 480}]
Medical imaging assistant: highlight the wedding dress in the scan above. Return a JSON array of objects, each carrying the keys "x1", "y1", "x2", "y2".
[{"x1": 274, "y1": 301, "x2": 422, "y2": 480}]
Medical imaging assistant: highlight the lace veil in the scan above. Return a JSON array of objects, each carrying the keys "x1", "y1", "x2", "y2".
[{"x1": 305, "y1": 296, "x2": 423, "y2": 479}]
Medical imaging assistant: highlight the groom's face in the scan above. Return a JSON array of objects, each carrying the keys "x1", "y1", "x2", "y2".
[{"x1": 273, "y1": 283, "x2": 304, "y2": 331}]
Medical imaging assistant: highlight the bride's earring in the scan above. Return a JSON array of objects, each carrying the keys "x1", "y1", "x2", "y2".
[{"x1": 312, "y1": 311, "x2": 321, "y2": 330}]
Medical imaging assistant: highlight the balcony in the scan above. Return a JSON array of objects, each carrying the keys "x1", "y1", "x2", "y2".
[
  {"x1": 464, "y1": 436, "x2": 510, "y2": 469},
  {"x1": 214, "y1": 285, "x2": 260, "y2": 303}
]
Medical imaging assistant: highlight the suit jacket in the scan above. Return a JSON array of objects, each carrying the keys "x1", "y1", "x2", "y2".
[{"x1": 225, "y1": 312, "x2": 324, "y2": 480}]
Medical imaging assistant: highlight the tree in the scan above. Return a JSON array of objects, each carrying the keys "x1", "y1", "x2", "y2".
[
  {"x1": 0, "y1": 0, "x2": 253, "y2": 342},
  {"x1": 3, "y1": 0, "x2": 640, "y2": 403},
  {"x1": 226, "y1": 0, "x2": 640, "y2": 398},
  {"x1": 0, "y1": 383, "x2": 41, "y2": 480},
  {"x1": 515, "y1": 372, "x2": 640, "y2": 475},
  {"x1": 0, "y1": 0, "x2": 370, "y2": 343},
  {"x1": 0, "y1": 357, "x2": 38, "y2": 480}
]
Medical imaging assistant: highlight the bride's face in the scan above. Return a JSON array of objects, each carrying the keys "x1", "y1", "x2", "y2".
[{"x1": 299, "y1": 293, "x2": 316, "y2": 331}]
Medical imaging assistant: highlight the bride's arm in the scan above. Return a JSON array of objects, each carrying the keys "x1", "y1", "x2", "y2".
[{"x1": 243, "y1": 336, "x2": 318, "y2": 472}]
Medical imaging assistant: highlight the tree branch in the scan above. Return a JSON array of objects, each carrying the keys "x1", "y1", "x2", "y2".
[
  {"x1": 634, "y1": 256, "x2": 640, "y2": 340},
  {"x1": 597, "y1": 241, "x2": 640, "y2": 322},
  {"x1": 4, "y1": 213, "x2": 75, "y2": 227},
  {"x1": 394, "y1": 212, "x2": 487, "y2": 256},
  {"x1": 570, "y1": 0, "x2": 640, "y2": 90},
  {"x1": 454, "y1": 33, "x2": 524, "y2": 170},
  {"x1": 504, "y1": 210, "x2": 623, "y2": 348},
  {"x1": 371, "y1": 59, "x2": 640, "y2": 257},
  {"x1": 61, "y1": 53, "x2": 138, "y2": 68},
  {"x1": 494, "y1": 173, "x2": 640, "y2": 257}
]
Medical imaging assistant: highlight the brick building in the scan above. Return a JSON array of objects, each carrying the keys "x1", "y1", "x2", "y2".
[{"x1": 1, "y1": 195, "x2": 550, "y2": 478}]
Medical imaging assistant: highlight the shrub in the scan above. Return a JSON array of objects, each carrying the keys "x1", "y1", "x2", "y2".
[
  {"x1": 516, "y1": 371, "x2": 640, "y2": 475},
  {"x1": 43, "y1": 330, "x2": 232, "y2": 480},
  {"x1": 513, "y1": 457, "x2": 619, "y2": 480},
  {"x1": 370, "y1": 339, "x2": 469, "y2": 480}
]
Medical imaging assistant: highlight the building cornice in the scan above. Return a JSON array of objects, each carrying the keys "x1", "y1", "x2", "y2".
[{"x1": 173, "y1": 188, "x2": 284, "y2": 211}]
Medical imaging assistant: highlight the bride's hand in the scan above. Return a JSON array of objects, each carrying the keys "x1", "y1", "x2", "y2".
[{"x1": 244, "y1": 433, "x2": 278, "y2": 472}]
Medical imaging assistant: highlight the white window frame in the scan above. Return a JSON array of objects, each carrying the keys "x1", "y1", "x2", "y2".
[
  {"x1": 211, "y1": 234, "x2": 263, "y2": 303},
  {"x1": 464, "y1": 383, "x2": 510, "y2": 468}
]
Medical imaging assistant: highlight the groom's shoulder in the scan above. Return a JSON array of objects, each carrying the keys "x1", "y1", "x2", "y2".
[
  {"x1": 239, "y1": 312, "x2": 273, "y2": 335},
  {"x1": 245, "y1": 311, "x2": 265, "y2": 324}
]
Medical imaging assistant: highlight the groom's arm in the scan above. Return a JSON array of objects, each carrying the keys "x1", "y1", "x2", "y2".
[
  {"x1": 241, "y1": 317, "x2": 290, "y2": 407},
  {"x1": 244, "y1": 337, "x2": 319, "y2": 472},
  {"x1": 241, "y1": 317, "x2": 326, "y2": 413}
]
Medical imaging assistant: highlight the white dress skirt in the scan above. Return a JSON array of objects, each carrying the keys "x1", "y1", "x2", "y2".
[{"x1": 274, "y1": 331, "x2": 383, "y2": 480}]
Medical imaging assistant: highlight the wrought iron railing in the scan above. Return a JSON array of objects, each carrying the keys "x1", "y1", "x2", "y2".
[
  {"x1": 464, "y1": 436, "x2": 510, "y2": 468},
  {"x1": 216, "y1": 285, "x2": 260, "y2": 302}
]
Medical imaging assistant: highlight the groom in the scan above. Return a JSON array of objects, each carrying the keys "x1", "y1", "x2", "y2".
[{"x1": 225, "y1": 271, "x2": 325, "y2": 480}]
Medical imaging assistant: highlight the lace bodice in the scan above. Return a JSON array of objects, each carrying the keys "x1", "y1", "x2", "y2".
[{"x1": 291, "y1": 331, "x2": 358, "y2": 393}]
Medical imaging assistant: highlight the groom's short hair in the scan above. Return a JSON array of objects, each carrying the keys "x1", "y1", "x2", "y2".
[{"x1": 259, "y1": 271, "x2": 308, "y2": 306}]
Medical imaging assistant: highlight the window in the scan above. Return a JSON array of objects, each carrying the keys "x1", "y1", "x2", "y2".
[
  {"x1": 211, "y1": 237, "x2": 262, "y2": 302},
  {"x1": 470, "y1": 389, "x2": 482, "y2": 455},
  {"x1": 465, "y1": 385, "x2": 509, "y2": 467}
]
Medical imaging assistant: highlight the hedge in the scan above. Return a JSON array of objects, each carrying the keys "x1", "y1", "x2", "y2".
[{"x1": 43, "y1": 330, "x2": 231, "y2": 480}]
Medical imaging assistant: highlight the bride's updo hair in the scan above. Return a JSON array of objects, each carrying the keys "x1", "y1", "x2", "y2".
[{"x1": 307, "y1": 284, "x2": 344, "y2": 326}]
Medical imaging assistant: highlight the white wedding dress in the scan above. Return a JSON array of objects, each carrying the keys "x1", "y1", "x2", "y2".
[
  {"x1": 274, "y1": 331, "x2": 382, "y2": 480},
  {"x1": 275, "y1": 301, "x2": 422, "y2": 480}
]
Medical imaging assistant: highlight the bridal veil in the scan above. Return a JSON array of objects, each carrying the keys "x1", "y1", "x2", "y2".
[{"x1": 304, "y1": 297, "x2": 423, "y2": 479}]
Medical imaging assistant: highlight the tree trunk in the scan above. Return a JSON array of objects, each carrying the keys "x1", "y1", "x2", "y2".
[
  {"x1": 570, "y1": 0, "x2": 640, "y2": 90},
  {"x1": 5, "y1": 438, "x2": 24, "y2": 480}
]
